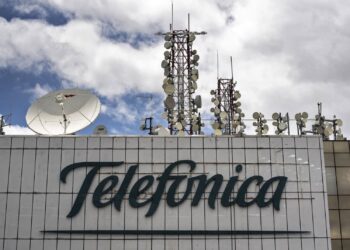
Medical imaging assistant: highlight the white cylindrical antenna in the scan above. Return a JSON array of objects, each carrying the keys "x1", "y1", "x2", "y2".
[
  {"x1": 230, "y1": 56, "x2": 233, "y2": 80},
  {"x1": 171, "y1": 1, "x2": 174, "y2": 31},
  {"x1": 188, "y1": 13, "x2": 190, "y2": 31}
]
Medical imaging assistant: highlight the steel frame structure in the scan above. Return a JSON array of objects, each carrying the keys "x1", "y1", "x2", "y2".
[{"x1": 160, "y1": 16, "x2": 205, "y2": 135}]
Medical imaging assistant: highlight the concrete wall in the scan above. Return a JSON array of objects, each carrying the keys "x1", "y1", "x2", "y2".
[{"x1": 0, "y1": 136, "x2": 331, "y2": 250}]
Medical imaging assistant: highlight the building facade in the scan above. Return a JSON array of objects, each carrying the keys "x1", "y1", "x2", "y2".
[
  {"x1": 0, "y1": 136, "x2": 332, "y2": 250},
  {"x1": 325, "y1": 141, "x2": 350, "y2": 250}
]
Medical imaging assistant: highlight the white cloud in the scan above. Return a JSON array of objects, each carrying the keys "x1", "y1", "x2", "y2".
[
  {"x1": 3, "y1": 125, "x2": 35, "y2": 135},
  {"x1": 1, "y1": 0, "x2": 350, "y2": 136},
  {"x1": 25, "y1": 82, "x2": 53, "y2": 99}
]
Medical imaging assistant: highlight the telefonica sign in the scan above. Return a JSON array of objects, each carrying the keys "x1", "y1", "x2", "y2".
[{"x1": 60, "y1": 160, "x2": 287, "y2": 218}]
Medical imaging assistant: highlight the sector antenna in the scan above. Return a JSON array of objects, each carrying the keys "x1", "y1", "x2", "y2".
[{"x1": 26, "y1": 89, "x2": 101, "y2": 135}]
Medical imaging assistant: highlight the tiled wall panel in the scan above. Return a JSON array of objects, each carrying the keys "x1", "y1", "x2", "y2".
[{"x1": 0, "y1": 136, "x2": 331, "y2": 250}]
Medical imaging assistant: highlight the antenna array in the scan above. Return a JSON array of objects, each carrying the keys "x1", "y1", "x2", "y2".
[
  {"x1": 312, "y1": 103, "x2": 344, "y2": 140},
  {"x1": 160, "y1": 14, "x2": 206, "y2": 135},
  {"x1": 210, "y1": 57, "x2": 245, "y2": 135}
]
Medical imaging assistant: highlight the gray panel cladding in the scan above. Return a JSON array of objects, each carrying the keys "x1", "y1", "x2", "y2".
[{"x1": 0, "y1": 136, "x2": 332, "y2": 250}]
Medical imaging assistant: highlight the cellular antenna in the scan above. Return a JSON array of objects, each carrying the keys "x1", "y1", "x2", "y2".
[
  {"x1": 188, "y1": 13, "x2": 190, "y2": 31},
  {"x1": 159, "y1": 10, "x2": 206, "y2": 135},
  {"x1": 171, "y1": 1, "x2": 174, "y2": 31},
  {"x1": 230, "y1": 56, "x2": 233, "y2": 80},
  {"x1": 210, "y1": 57, "x2": 245, "y2": 135}
]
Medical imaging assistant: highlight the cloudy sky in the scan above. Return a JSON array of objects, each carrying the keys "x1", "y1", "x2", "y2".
[{"x1": 0, "y1": 0, "x2": 349, "y2": 137}]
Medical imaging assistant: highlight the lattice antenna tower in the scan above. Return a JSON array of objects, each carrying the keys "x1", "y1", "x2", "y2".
[
  {"x1": 210, "y1": 56, "x2": 245, "y2": 136},
  {"x1": 159, "y1": 11, "x2": 206, "y2": 135}
]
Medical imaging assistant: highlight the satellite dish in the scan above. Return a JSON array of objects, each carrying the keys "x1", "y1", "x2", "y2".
[
  {"x1": 192, "y1": 55, "x2": 200, "y2": 61},
  {"x1": 234, "y1": 91, "x2": 241, "y2": 99},
  {"x1": 191, "y1": 74, "x2": 198, "y2": 81},
  {"x1": 214, "y1": 129, "x2": 222, "y2": 136},
  {"x1": 302, "y1": 112, "x2": 308, "y2": 119},
  {"x1": 93, "y1": 125, "x2": 108, "y2": 135},
  {"x1": 220, "y1": 111, "x2": 228, "y2": 120},
  {"x1": 192, "y1": 124, "x2": 199, "y2": 132},
  {"x1": 175, "y1": 122, "x2": 183, "y2": 130},
  {"x1": 26, "y1": 89, "x2": 101, "y2": 135},
  {"x1": 295, "y1": 113, "x2": 301, "y2": 120},
  {"x1": 164, "y1": 41, "x2": 172, "y2": 49},
  {"x1": 214, "y1": 107, "x2": 220, "y2": 115},
  {"x1": 278, "y1": 123, "x2": 287, "y2": 131},
  {"x1": 189, "y1": 33, "x2": 196, "y2": 42},
  {"x1": 163, "y1": 78, "x2": 172, "y2": 85},
  {"x1": 155, "y1": 126, "x2": 170, "y2": 136},
  {"x1": 211, "y1": 122, "x2": 220, "y2": 130},
  {"x1": 163, "y1": 84, "x2": 175, "y2": 95},
  {"x1": 336, "y1": 119, "x2": 343, "y2": 126},
  {"x1": 164, "y1": 33, "x2": 172, "y2": 41},
  {"x1": 194, "y1": 95, "x2": 202, "y2": 108},
  {"x1": 272, "y1": 112, "x2": 279, "y2": 120},
  {"x1": 253, "y1": 112, "x2": 260, "y2": 119},
  {"x1": 161, "y1": 60, "x2": 169, "y2": 68},
  {"x1": 210, "y1": 90, "x2": 216, "y2": 95},
  {"x1": 324, "y1": 127, "x2": 333, "y2": 136},
  {"x1": 164, "y1": 96, "x2": 175, "y2": 109},
  {"x1": 164, "y1": 51, "x2": 171, "y2": 59}
]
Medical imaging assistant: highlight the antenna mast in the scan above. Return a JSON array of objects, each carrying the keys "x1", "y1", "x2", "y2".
[
  {"x1": 160, "y1": 10, "x2": 206, "y2": 135},
  {"x1": 0, "y1": 114, "x2": 11, "y2": 135},
  {"x1": 210, "y1": 57, "x2": 245, "y2": 135}
]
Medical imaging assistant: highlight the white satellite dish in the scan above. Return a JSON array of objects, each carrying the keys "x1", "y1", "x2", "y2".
[
  {"x1": 164, "y1": 51, "x2": 171, "y2": 59},
  {"x1": 163, "y1": 83, "x2": 175, "y2": 95},
  {"x1": 214, "y1": 129, "x2": 222, "y2": 136},
  {"x1": 220, "y1": 111, "x2": 228, "y2": 120},
  {"x1": 155, "y1": 126, "x2": 170, "y2": 136},
  {"x1": 26, "y1": 89, "x2": 101, "y2": 135},
  {"x1": 302, "y1": 112, "x2": 308, "y2": 119},
  {"x1": 253, "y1": 112, "x2": 260, "y2": 119},
  {"x1": 164, "y1": 41, "x2": 172, "y2": 49},
  {"x1": 189, "y1": 33, "x2": 196, "y2": 42},
  {"x1": 278, "y1": 123, "x2": 287, "y2": 131},
  {"x1": 161, "y1": 60, "x2": 169, "y2": 68},
  {"x1": 336, "y1": 119, "x2": 343, "y2": 126},
  {"x1": 175, "y1": 122, "x2": 183, "y2": 130}
]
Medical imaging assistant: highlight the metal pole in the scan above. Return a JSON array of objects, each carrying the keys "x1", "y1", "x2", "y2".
[{"x1": 0, "y1": 116, "x2": 4, "y2": 135}]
